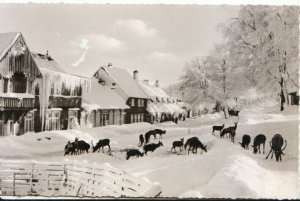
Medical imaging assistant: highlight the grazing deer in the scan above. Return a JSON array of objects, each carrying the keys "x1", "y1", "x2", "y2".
[
  {"x1": 143, "y1": 141, "x2": 163, "y2": 155},
  {"x1": 252, "y1": 134, "x2": 266, "y2": 154},
  {"x1": 239, "y1": 134, "x2": 251, "y2": 150},
  {"x1": 188, "y1": 138, "x2": 207, "y2": 155},
  {"x1": 184, "y1": 137, "x2": 199, "y2": 151},
  {"x1": 171, "y1": 138, "x2": 184, "y2": 153},
  {"x1": 126, "y1": 149, "x2": 144, "y2": 160},
  {"x1": 91, "y1": 139, "x2": 111, "y2": 153},
  {"x1": 212, "y1": 124, "x2": 225, "y2": 135},
  {"x1": 266, "y1": 134, "x2": 287, "y2": 162}
]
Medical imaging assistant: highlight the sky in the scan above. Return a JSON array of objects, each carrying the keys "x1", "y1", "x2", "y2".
[{"x1": 0, "y1": 4, "x2": 240, "y2": 87}]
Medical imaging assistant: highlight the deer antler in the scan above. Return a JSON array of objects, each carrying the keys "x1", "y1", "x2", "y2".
[{"x1": 281, "y1": 140, "x2": 287, "y2": 151}]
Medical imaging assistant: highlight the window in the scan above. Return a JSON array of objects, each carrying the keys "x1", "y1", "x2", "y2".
[
  {"x1": 45, "y1": 110, "x2": 61, "y2": 131},
  {"x1": 68, "y1": 110, "x2": 78, "y2": 129},
  {"x1": 130, "y1": 114, "x2": 134, "y2": 123},
  {"x1": 12, "y1": 72, "x2": 27, "y2": 93},
  {"x1": 131, "y1": 99, "x2": 135, "y2": 107},
  {"x1": 138, "y1": 99, "x2": 145, "y2": 107},
  {"x1": 24, "y1": 112, "x2": 34, "y2": 133}
]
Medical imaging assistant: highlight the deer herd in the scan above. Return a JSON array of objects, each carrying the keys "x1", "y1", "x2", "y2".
[
  {"x1": 64, "y1": 112, "x2": 288, "y2": 162},
  {"x1": 212, "y1": 118, "x2": 287, "y2": 162}
]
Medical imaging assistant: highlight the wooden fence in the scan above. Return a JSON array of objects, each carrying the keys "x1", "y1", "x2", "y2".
[{"x1": 0, "y1": 159, "x2": 162, "y2": 198}]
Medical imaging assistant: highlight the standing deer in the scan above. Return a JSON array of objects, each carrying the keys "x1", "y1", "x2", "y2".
[
  {"x1": 220, "y1": 123, "x2": 238, "y2": 142},
  {"x1": 171, "y1": 138, "x2": 184, "y2": 153},
  {"x1": 266, "y1": 134, "x2": 287, "y2": 162},
  {"x1": 212, "y1": 124, "x2": 225, "y2": 135}
]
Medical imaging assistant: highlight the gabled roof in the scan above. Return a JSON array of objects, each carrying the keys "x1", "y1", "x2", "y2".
[
  {"x1": 102, "y1": 66, "x2": 149, "y2": 99},
  {"x1": 31, "y1": 52, "x2": 66, "y2": 74},
  {"x1": 0, "y1": 32, "x2": 20, "y2": 61},
  {"x1": 82, "y1": 79, "x2": 129, "y2": 111},
  {"x1": 138, "y1": 80, "x2": 169, "y2": 100}
]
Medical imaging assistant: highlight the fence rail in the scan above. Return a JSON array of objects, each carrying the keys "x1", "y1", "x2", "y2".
[{"x1": 0, "y1": 159, "x2": 161, "y2": 198}]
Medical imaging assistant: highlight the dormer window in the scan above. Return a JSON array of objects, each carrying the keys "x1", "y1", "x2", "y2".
[{"x1": 98, "y1": 78, "x2": 106, "y2": 86}]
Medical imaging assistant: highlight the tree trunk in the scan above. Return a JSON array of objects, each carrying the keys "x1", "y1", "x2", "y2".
[
  {"x1": 223, "y1": 105, "x2": 229, "y2": 119},
  {"x1": 279, "y1": 77, "x2": 285, "y2": 111}
]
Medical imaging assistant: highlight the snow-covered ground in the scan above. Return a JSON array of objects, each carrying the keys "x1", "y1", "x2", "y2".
[{"x1": 0, "y1": 106, "x2": 299, "y2": 199}]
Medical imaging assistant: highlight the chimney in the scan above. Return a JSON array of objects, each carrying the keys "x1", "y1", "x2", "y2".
[
  {"x1": 155, "y1": 80, "x2": 159, "y2": 87},
  {"x1": 133, "y1": 70, "x2": 138, "y2": 80},
  {"x1": 108, "y1": 62, "x2": 113, "y2": 68}
]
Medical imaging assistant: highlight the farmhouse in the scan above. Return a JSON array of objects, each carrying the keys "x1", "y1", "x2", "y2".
[
  {"x1": 138, "y1": 79, "x2": 185, "y2": 123},
  {"x1": 31, "y1": 52, "x2": 89, "y2": 132},
  {"x1": 0, "y1": 32, "x2": 41, "y2": 136},
  {"x1": 0, "y1": 32, "x2": 90, "y2": 136},
  {"x1": 92, "y1": 64, "x2": 150, "y2": 124},
  {"x1": 81, "y1": 78, "x2": 129, "y2": 128}
]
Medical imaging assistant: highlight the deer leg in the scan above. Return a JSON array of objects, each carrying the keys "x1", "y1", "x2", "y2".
[
  {"x1": 263, "y1": 142, "x2": 265, "y2": 154},
  {"x1": 265, "y1": 149, "x2": 273, "y2": 159}
]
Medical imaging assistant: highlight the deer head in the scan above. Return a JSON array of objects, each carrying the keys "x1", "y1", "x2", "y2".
[
  {"x1": 203, "y1": 145, "x2": 208, "y2": 152},
  {"x1": 274, "y1": 140, "x2": 287, "y2": 162}
]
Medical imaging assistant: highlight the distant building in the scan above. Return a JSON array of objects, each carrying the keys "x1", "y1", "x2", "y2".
[
  {"x1": 138, "y1": 79, "x2": 185, "y2": 123},
  {"x1": 81, "y1": 78, "x2": 129, "y2": 127},
  {"x1": 92, "y1": 64, "x2": 150, "y2": 124}
]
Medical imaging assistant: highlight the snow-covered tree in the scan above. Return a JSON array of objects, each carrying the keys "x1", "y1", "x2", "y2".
[{"x1": 222, "y1": 5, "x2": 299, "y2": 111}]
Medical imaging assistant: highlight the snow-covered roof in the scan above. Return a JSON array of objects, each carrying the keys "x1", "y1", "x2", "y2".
[
  {"x1": 0, "y1": 32, "x2": 20, "y2": 61},
  {"x1": 138, "y1": 80, "x2": 169, "y2": 101},
  {"x1": 31, "y1": 52, "x2": 66, "y2": 74},
  {"x1": 82, "y1": 79, "x2": 129, "y2": 112},
  {"x1": 147, "y1": 102, "x2": 184, "y2": 116},
  {"x1": 102, "y1": 67, "x2": 149, "y2": 99}
]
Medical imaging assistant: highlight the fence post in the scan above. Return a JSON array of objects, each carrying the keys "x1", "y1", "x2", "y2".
[
  {"x1": 30, "y1": 162, "x2": 34, "y2": 195},
  {"x1": 13, "y1": 173, "x2": 15, "y2": 196}
]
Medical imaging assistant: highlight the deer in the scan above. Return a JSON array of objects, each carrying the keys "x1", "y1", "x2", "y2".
[
  {"x1": 138, "y1": 134, "x2": 145, "y2": 147},
  {"x1": 64, "y1": 141, "x2": 77, "y2": 156},
  {"x1": 126, "y1": 149, "x2": 144, "y2": 160},
  {"x1": 91, "y1": 139, "x2": 111, "y2": 153},
  {"x1": 212, "y1": 124, "x2": 225, "y2": 135},
  {"x1": 239, "y1": 134, "x2": 251, "y2": 150},
  {"x1": 252, "y1": 134, "x2": 266, "y2": 154},
  {"x1": 171, "y1": 138, "x2": 184, "y2": 153},
  {"x1": 144, "y1": 130, "x2": 156, "y2": 144},
  {"x1": 154, "y1": 129, "x2": 167, "y2": 139},
  {"x1": 74, "y1": 137, "x2": 90, "y2": 154},
  {"x1": 187, "y1": 138, "x2": 207, "y2": 155},
  {"x1": 265, "y1": 134, "x2": 287, "y2": 162},
  {"x1": 143, "y1": 141, "x2": 163, "y2": 155},
  {"x1": 220, "y1": 123, "x2": 238, "y2": 142},
  {"x1": 184, "y1": 137, "x2": 199, "y2": 151}
]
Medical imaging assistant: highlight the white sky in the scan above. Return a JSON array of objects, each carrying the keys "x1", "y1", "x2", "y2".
[{"x1": 0, "y1": 1, "x2": 295, "y2": 87}]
